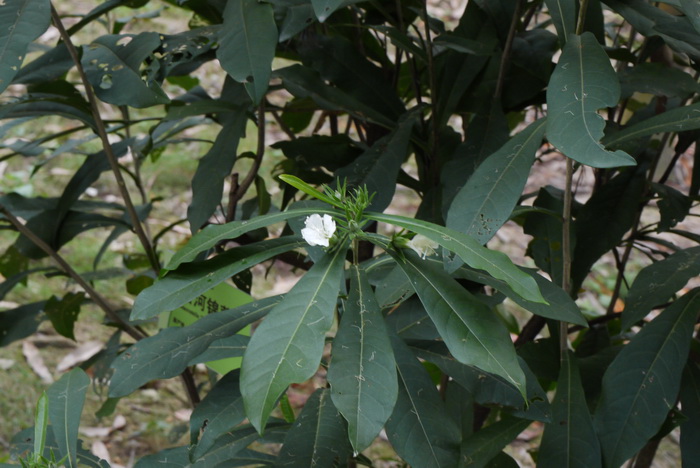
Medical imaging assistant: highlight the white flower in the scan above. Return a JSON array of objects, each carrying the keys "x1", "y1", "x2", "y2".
[
  {"x1": 301, "y1": 214, "x2": 336, "y2": 247},
  {"x1": 407, "y1": 234, "x2": 438, "y2": 259}
]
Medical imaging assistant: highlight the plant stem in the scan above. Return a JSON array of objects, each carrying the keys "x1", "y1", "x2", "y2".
[
  {"x1": 0, "y1": 206, "x2": 145, "y2": 342},
  {"x1": 50, "y1": 4, "x2": 160, "y2": 273},
  {"x1": 228, "y1": 103, "x2": 266, "y2": 220},
  {"x1": 494, "y1": 0, "x2": 523, "y2": 100}
]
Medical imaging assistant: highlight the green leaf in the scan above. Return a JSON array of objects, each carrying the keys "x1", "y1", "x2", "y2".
[
  {"x1": 385, "y1": 334, "x2": 461, "y2": 467},
  {"x1": 311, "y1": 0, "x2": 344, "y2": 22},
  {"x1": 446, "y1": 118, "x2": 546, "y2": 245},
  {"x1": 241, "y1": 245, "x2": 347, "y2": 431},
  {"x1": 278, "y1": 174, "x2": 343, "y2": 209},
  {"x1": 0, "y1": 301, "x2": 45, "y2": 347},
  {"x1": 546, "y1": 33, "x2": 635, "y2": 168},
  {"x1": 604, "y1": 101, "x2": 700, "y2": 149},
  {"x1": 618, "y1": 63, "x2": 700, "y2": 100},
  {"x1": 0, "y1": 0, "x2": 51, "y2": 93},
  {"x1": 277, "y1": 389, "x2": 353, "y2": 466},
  {"x1": 191, "y1": 424, "x2": 288, "y2": 466},
  {"x1": 390, "y1": 250, "x2": 527, "y2": 397},
  {"x1": 538, "y1": 351, "x2": 601, "y2": 468},
  {"x1": 335, "y1": 112, "x2": 417, "y2": 212},
  {"x1": 190, "y1": 369, "x2": 246, "y2": 459},
  {"x1": 10, "y1": 427, "x2": 109, "y2": 468},
  {"x1": 165, "y1": 206, "x2": 339, "y2": 270},
  {"x1": 217, "y1": 0, "x2": 277, "y2": 104},
  {"x1": 44, "y1": 292, "x2": 84, "y2": 341},
  {"x1": 327, "y1": 266, "x2": 398, "y2": 453},
  {"x1": 109, "y1": 297, "x2": 280, "y2": 397},
  {"x1": 459, "y1": 416, "x2": 531, "y2": 468},
  {"x1": 365, "y1": 212, "x2": 546, "y2": 304},
  {"x1": 680, "y1": 362, "x2": 700, "y2": 466},
  {"x1": 47, "y1": 368, "x2": 90, "y2": 468},
  {"x1": 81, "y1": 33, "x2": 170, "y2": 108},
  {"x1": 679, "y1": 0, "x2": 700, "y2": 34},
  {"x1": 543, "y1": 0, "x2": 576, "y2": 45},
  {"x1": 33, "y1": 392, "x2": 49, "y2": 457},
  {"x1": 594, "y1": 288, "x2": 700, "y2": 468},
  {"x1": 622, "y1": 246, "x2": 700, "y2": 330},
  {"x1": 131, "y1": 236, "x2": 304, "y2": 320}
]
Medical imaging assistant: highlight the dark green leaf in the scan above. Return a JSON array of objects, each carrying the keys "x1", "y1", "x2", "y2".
[
  {"x1": 385, "y1": 334, "x2": 461, "y2": 467},
  {"x1": 188, "y1": 334, "x2": 248, "y2": 365},
  {"x1": 109, "y1": 296, "x2": 280, "y2": 397},
  {"x1": 10, "y1": 427, "x2": 108, "y2": 468},
  {"x1": 217, "y1": 0, "x2": 277, "y2": 104},
  {"x1": 539, "y1": 351, "x2": 601, "y2": 468},
  {"x1": 47, "y1": 368, "x2": 90, "y2": 468},
  {"x1": 277, "y1": 389, "x2": 352, "y2": 467},
  {"x1": 311, "y1": 0, "x2": 344, "y2": 22},
  {"x1": 0, "y1": 0, "x2": 51, "y2": 93},
  {"x1": 446, "y1": 118, "x2": 546, "y2": 245},
  {"x1": 544, "y1": 0, "x2": 576, "y2": 44},
  {"x1": 132, "y1": 237, "x2": 304, "y2": 320},
  {"x1": 0, "y1": 301, "x2": 45, "y2": 347},
  {"x1": 44, "y1": 292, "x2": 84, "y2": 341},
  {"x1": 618, "y1": 63, "x2": 700, "y2": 100},
  {"x1": 459, "y1": 416, "x2": 530, "y2": 468},
  {"x1": 594, "y1": 288, "x2": 700, "y2": 468},
  {"x1": 134, "y1": 447, "x2": 189, "y2": 468},
  {"x1": 679, "y1": 0, "x2": 700, "y2": 33},
  {"x1": 365, "y1": 212, "x2": 546, "y2": 304},
  {"x1": 12, "y1": 44, "x2": 73, "y2": 85},
  {"x1": 192, "y1": 424, "x2": 288, "y2": 467},
  {"x1": 546, "y1": 33, "x2": 635, "y2": 168},
  {"x1": 622, "y1": 246, "x2": 700, "y2": 330},
  {"x1": 391, "y1": 250, "x2": 527, "y2": 397},
  {"x1": 680, "y1": 362, "x2": 700, "y2": 466},
  {"x1": 165, "y1": 206, "x2": 339, "y2": 270},
  {"x1": 190, "y1": 369, "x2": 246, "y2": 458},
  {"x1": 241, "y1": 245, "x2": 347, "y2": 431},
  {"x1": 327, "y1": 266, "x2": 398, "y2": 452}
]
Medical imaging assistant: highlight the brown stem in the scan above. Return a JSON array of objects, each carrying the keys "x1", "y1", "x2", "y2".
[
  {"x1": 228, "y1": 104, "x2": 266, "y2": 220},
  {"x1": 631, "y1": 437, "x2": 661, "y2": 468},
  {"x1": 494, "y1": 0, "x2": 523, "y2": 100},
  {"x1": 50, "y1": 4, "x2": 160, "y2": 273}
]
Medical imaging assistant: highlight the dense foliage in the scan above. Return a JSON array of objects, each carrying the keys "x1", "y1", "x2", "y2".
[{"x1": 2, "y1": 0, "x2": 700, "y2": 466}]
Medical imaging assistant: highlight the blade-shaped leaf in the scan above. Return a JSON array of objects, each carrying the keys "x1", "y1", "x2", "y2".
[
  {"x1": 365, "y1": 212, "x2": 546, "y2": 304},
  {"x1": 680, "y1": 362, "x2": 700, "y2": 466},
  {"x1": 546, "y1": 32, "x2": 635, "y2": 168},
  {"x1": 191, "y1": 423, "x2": 288, "y2": 467},
  {"x1": 217, "y1": 0, "x2": 277, "y2": 104},
  {"x1": 543, "y1": 0, "x2": 576, "y2": 44},
  {"x1": 446, "y1": 118, "x2": 546, "y2": 245},
  {"x1": 594, "y1": 288, "x2": 700, "y2": 468},
  {"x1": 241, "y1": 245, "x2": 347, "y2": 431},
  {"x1": 0, "y1": 301, "x2": 45, "y2": 347},
  {"x1": 47, "y1": 368, "x2": 90, "y2": 468},
  {"x1": 327, "y1": 265, "x2": 398, "y2": 452},
  {"x1": 385, "y1": 334, "x2": 461, "y2": 467},
  {"x1": 538, "y1": 351, "x2": 601, "y2": 468},
  {"x1": 459, "y1": 416, "x2": 531, "y2": 468},
  {"x1": 622, "y1": 246, "x2": 700, "y2": 330},
  {"x1": 44, "y1": 292, "x2": 84, "y2": 341},
  {"x1": 166, "y1": 206, "x2": 338, "y2": 270},
  {"x1": 391, "y1": 250, "x2": 527, "y2": 397},
  {"x1": 10, "y1": 427, "x2": 108, "y2": 468},
  {"x1": 110, "y1": 296, "x2": 281, "y2": 397},
  {"x1": 679, "y1": 0, "x2": 700, "y2": 34},
  {"x1": 311, "y1": 0, "x2": 344, "y2": 22},
  {"x1": 0, "y1": 0, "x2": 51, "y2": 94},
  {"x1": 277, "y1": 389, "x2": 353, "y2": 467},
  {"x1": 131, "y1": 237, "x2": 305, "y2": 320},
  {"x1": 190, "y1": 369, "x2": 246, "y2": 459}
]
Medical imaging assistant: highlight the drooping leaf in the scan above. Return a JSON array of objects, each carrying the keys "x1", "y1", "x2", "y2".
[
  {"x1": 81, "y1": 33, "x2": 170, "y2": 108},
  {"x1": 390, "y1": 250, "x2": 527, "y2": 397},
  {"x1": 190, "y1": 369, "x2": 246, "y2": 459},
  {"x1": 335, "y1": 112, "x2": 417, "y2": 212},
  {"x1": 385, "y1": 334, "x2": 461, "y2": 467},
  {"x1": 165, "y1": 206, "x2": 339, "y2": 270},
  {"x1": 543, "y1": 0, "x2": 576, "y2": 45},
  {"x1": 0, "y1": 301, "x2": 46, "y2": 347},
  {"x1": 327, "y1": 266, "x2": 398, "y2": 452},
  {"x1": 680, "y1": 362, "x2": 700, "y2": 466},
  {"x1": 546, "y1": 32, "x2": 635, "y2": 168},
  {"x1": 622, "y1": 246, "x2": 700, "y2": 330},
  {"x1": 618, "y1": 63, "x2": 700, "y2": 100},
  {"x1": 276, "y1": 389, "x2": 353, "y2": 467},
  {"x1": 191, "y1": 423, "x2": 288, "y2": 466},
  {"x1": 679, "y1": 0, "x2": 700, "y2": 34},
  {"x1": 365, "y1": 212, "x2": 546, "y2": 304},
  {"x1": 241, "y1": 245, "x2": 347, "y2": 432},
  {"x1": 594, "y1": 288, "x2": 700, "y2": 468},
  {"x1": 538, "y1": 351, "x2": 601, "y2": 468},
  {"x1": 44, "y1": 292, "x2": 84, "y2": 341},
  {"x1": 47, "y1": 368, "x2": 90, "y2": 468},
  {"x1": 217, "y1": 0, "x2": 277, "y2": 104},
  {"x1": 0, "y1": 0, "x2": 51, "y2": 93},
  {"x1": 109, "y1": 296, "x2": 281, "y2": 397},
  {"x1": 131, "y1": 236, "x2": 305, "y2": 320},
  {"x1": 446, "y1": 118, "x2": 546, "y2": 245},
  {"x1": 459, "y1": 416, "x2": 531, "y2": 468},
  {"x1": 311, "y1": 0, "x2": 344, "y2": 22}
]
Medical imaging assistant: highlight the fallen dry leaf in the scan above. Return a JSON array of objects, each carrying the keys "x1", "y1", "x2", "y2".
[
  {"x1": 22, "y1": 341, "x2": 53, "y2": 384},
  {"x1": 56, "y1": 340, "x2": 102, "y2": 372}
]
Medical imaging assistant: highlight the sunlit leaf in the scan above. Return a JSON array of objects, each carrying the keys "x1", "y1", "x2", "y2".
[
  {"x1": 546, "y1": 33, "x2": 635, "y2": 168},
  {"x1": 241, "y1": 245, "x2": 347, "y2": 431}
]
